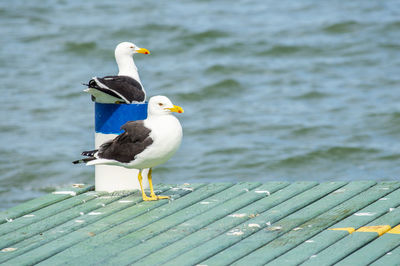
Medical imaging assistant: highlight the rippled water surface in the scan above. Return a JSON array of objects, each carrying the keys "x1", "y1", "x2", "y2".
[{"x1": 1, "y1": 0, "x2": 400, "y2": 210}]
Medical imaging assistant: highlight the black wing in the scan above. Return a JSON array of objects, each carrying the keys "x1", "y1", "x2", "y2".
[
  {"x1": 88, "y1": 75, "x2": 145, "y2": 103},
  {"x1": 98, "y1": 121, "x2": 153, "y2": 163}
]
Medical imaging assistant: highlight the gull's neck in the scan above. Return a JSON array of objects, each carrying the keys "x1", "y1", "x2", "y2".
[{"x1": 116, "y1": 55, "x2": 141, "y2": 83}]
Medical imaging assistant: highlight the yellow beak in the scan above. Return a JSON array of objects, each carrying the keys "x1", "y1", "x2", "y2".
[
  {"x1": 136, "y1": 48, "x2": 150, "y2": 55},
  {"x1": 166, "y1": 105, "x2": 184, "y2": 114}
]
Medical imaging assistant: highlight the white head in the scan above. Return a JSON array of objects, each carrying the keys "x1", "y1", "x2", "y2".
[
  {"x1": 115, "y1": 42, "x2": 150, "y2": 79},
  {"x1": 114, "y1": 42, "x2": 150, "y2": 58},
  {"x1": 148, "y1": 96, "x2": 184, "y2": 116}
]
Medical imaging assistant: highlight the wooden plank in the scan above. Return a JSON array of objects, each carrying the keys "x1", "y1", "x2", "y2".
[
  {"x1": 102, "y1": 182, "x2": 290, "y2": 265},
  {"x1": 331, "y1": 233, "x2": 396, "y2": 266},
  {"x1": 137, "y1": 181, "x2": 320, "y2": 266},
  {"x1": 5, "y1": 183, "x2": 206, "y2": 266},
  {"x1": 24, "y1": 183, "x2": 225, "y2": 265},
  {"x1": 0, "y1": 184, "x2": 93, "y2": 225},
  {"x1": 266, "y1": 184, "x2": 400, "y2": 265},
  {"x1": 333, "y1": 211, "x2": 400, "y2": 265},
  {"x1": 56, "y1": 182, "x2": 260, "y2": 266},
  {"x1": 204, "y1": 181, "x2": 377, "y2": 266},
  {"x1": 342, "y1": 229, "x2": 400, "y2": 266},
  {"x1": 370, "y1": 242, "x2": 400, "y2": 266},
  {"x1": 0, "y1": 188, "x2": 105, "y2": 237},
  {"x1": 200, "y1": 181, "x2": 377, "y2": 266},
  {"x1": 0, "y1": 185, "x2": 172, "y2": 264},
  {"x1": 300, "y1": 208, "x2": 400, "y2": 265},
  {"x1": 164, "y1": 181, "x2": 352, "y2": 266},
  {"x1": 0, "y1": 190, "x2": 107, "y2": 250},
  {"x1": 234, "y1": 182, "x2": 398, "y2": 266},
  {"x1": 3, "y1": 181, "x2": 400, "y2": 265}
]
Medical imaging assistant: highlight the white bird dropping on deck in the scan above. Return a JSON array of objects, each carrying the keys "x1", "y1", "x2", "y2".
[
  {"x1": 84, "y1": 42, "x2": 150, "y2": 104},
  {"x1": 74, "y1": 96, "x2": 184, "y2": 201}
]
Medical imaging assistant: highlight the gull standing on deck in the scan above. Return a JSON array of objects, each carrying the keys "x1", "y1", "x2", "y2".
[
  {"x1": 85, "y1": 42, "x2": 150, "y2": 104},
  {"x1": 73, "y1": 96, "x2": 184, "y2": 201}
]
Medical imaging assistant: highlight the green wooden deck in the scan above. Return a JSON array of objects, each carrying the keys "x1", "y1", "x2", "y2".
[{"x1": 0, "y1": 181, "x2": 399, "y2": 265}]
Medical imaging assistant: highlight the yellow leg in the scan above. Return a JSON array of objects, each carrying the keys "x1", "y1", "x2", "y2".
[
  {"x1": 148, "y1": 168, "x2": 169, "y2": 200},
  {"x1": 137, "y1": 170, "x2": 153, "y2": 201}
]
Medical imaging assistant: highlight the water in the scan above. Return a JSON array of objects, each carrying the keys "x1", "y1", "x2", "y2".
[{"x1": 1, "y1": 0, "x2": 400, "y2": 210}]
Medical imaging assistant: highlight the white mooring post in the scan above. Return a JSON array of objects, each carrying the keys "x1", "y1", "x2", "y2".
[{"x1": 94, "y1": 102, "x2": 149, "y2": 192}]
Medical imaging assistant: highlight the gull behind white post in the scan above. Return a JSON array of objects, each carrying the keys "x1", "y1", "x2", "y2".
[
  {"x1": 84, "y1": 42, "x2": 150, "y2": 104},
  {"x1": 73, "y1": 96, "x2": 184, "y2": 201}
]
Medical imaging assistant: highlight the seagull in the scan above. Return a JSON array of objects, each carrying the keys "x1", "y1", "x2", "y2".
[
  {"x1": 73, "y1": 95, "x2": 184, "y2": 201},
  {"x1": 84, "y1": 42, "x2": 150, "y2": 104}
]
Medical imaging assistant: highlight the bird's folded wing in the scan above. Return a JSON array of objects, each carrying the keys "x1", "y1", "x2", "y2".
[
  {"x1": 95, "y1": 76, "x2": 145, "y2": 103},
  {"x1": 98, "y1": 121, "x2": 153, "y2": 163}
]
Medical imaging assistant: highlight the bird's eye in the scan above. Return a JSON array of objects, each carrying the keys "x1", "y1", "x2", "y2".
[
  {"x1": 158, "y1": 103, "x2": 164, "y2": 106},
  {"x1": 130, "y1": 46, "x2": 134, "y2": 48}
]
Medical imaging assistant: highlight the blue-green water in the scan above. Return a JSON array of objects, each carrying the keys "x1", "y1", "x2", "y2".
[{"x1": 1, "y1": 0, "x2": 400, "y2": 210}]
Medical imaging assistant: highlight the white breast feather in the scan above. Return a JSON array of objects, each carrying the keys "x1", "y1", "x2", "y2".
[{"x1": 130, "y1": 115, "x2": 182, "y2": 169}]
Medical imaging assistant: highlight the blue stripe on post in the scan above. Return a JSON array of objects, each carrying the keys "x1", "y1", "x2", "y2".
[{"x1": 95, "y1": 102, "x2": 148, "y2": 134}]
